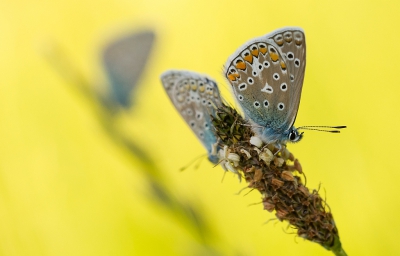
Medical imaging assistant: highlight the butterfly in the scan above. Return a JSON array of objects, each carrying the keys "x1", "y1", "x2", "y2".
[
  {"x1": 224, "y1": 27, "x2": 306, "y2": 144},
  {"x1": 103, "y1": 30, "x2": 155, "y2": 108},
  {"x1": 160, "y1": 70, "x2": 223, "y2": 164}
]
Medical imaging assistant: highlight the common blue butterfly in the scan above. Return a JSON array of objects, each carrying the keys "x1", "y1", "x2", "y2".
[
  {"x1": 224, "y1": 27, "x2": 306, "y2": 144},
  {"x1": 103, "y1": 30, "x2": 155, "y2": 108},
  {"x1": 160, "y1": 70, "x2": 222, "y2": 164}
]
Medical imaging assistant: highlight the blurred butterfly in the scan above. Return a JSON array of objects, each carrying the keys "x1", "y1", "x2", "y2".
[
  {"x1": 160, "y1": 70, "x2": 222, "y2": 164},
  {"x1": 103, "y1": 30, "x2": 155, "y2": 108}
]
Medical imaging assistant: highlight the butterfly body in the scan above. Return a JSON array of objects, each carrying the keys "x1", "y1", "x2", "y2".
[{"x1": 224, "y1": 27, "x2": 306, "y2": 144}]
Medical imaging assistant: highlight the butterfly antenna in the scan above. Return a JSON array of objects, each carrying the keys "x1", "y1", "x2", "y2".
[
  {"x1": 221, "y1": 170, "x2": 227, "y2": 183},
  {"x1": 297, "y1": 125, "x2": 346, "y2": 133},
  {"x1": 179, "y1": 154, "x2": 207, "y2": 172},
  {"x1": 193, "y1": 156, "x2": 206, "y2": 170}
]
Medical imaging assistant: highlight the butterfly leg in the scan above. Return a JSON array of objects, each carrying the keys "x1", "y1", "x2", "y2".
[{"x1": 273, "y1": 143, "x2": 282, "y2": 156}]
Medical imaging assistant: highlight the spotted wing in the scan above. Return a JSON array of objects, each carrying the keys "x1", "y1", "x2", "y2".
[
  {"x1": 103, "y1": 30, "x2": 155, "y2": 108},
  {"x1": 161, "y1": 70, "x2": 223, "y2": 163},
  {"x1": 266, "y1": 28, "x2": 306, "y2": 127},
  {"x1": 224, "y1": 27, "x2": 306, "y2": 134}
]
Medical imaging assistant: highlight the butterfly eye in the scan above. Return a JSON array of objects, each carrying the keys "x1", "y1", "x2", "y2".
[
  {"x1": 289, "y1": 131, "x2": 296, "y2": 141},
  {"x1": 289, "y1": 130, "x2": 303, "y2": 142}
]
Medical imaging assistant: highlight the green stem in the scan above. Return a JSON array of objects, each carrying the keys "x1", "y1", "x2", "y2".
[
  {"x1": 332, "y1": 246, "x2": 347, "y2": 256},
  {"x1": 328, "y1": 236, "x2": 347, "y2": 256}
]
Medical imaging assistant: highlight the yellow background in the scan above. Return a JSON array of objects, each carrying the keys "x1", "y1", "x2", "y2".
[{"x1": 1, "y1": 0, "x2": 399, "y2": 255}]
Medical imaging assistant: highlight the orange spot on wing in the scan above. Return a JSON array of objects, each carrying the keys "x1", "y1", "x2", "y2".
[
  {"x1": 244, "y1": 54, "x2": 253, "y2": 63},
  {"x1": 280, "y1": 61, "x2": 287, "y2": 70},
  {"x1": 259, "y1": 47, "x2": 267, "y2": 55},
  {"x1": 235, "y1": 60, "x2": 246, "y2": 70},
  {"x1": 251, "y1": 49, "x2": 259, "y2": 57},
  {"x1": 270, "y1": 52, "x2": 279, "y2": 62},
  {"x1": 228, "y1": 74, "x2": 237, "y2": 81}
]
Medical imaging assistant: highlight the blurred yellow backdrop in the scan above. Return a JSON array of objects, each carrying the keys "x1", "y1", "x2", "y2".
[{"x1": 1, "y1": 0, "x2": 399, "y2": 255}]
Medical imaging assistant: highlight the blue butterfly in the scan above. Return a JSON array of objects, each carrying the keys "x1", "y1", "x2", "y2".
[
  {"x1": 103, "y1": 30, "x2": 155, "y2": 108},
  {"x1": 160, "y1": 70, "x2": 222, "y2": 164},
  {"x1": 224, "y1": 27, "x2": 306, "y2": 144}
]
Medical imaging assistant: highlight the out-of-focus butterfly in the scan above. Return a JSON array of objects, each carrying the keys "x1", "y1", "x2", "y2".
[{"x1": 103, "y1": 30, "x2": 155, "y2": 108}]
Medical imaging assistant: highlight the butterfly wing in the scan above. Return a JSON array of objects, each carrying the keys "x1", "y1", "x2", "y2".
[
  {"x1": 103, "y1": 30, "x2": 155, "y2": 108},
  {"x1": 224, "y1": 27, "x2": 306, "y2": 142},
  {"x1": 267, "y1": 28, "x2": 306, "y2": 127},
  {"x1": 161, "y1": 70, "x2": 223, "y2": 163}
]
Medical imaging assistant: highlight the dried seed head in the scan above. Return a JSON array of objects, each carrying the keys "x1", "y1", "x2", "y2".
[
  {"x1": 271, "y1": 178, "x2": 284, "y2": 188},
  {"x1": 253, "y1": 168, "x2": 263, "y2": 182},
  {"x1": 259, "y1": 150, "x2": 273, "y2": 165},
  {"x1": 294, "y1": 159, "x2": 303, "y2": 173},
  {"x1": 274, "y1": 157, "x2": 285, "y2": 167},
  {"x1": 281, "y1": 171, "x2": 295, "y2": 181},
  {"x1": 267, "y1": 143, "x2": 277, "y2": 152},
  {"x1": 250, "y1": 136, "x2": 263, "y2": 148},
  {"x1": 276, "y1": 209, "x2": 289, "y2": 219},
  {"x1": 224, "y1": 162, "x2": 238, "y2": 174},
  {"x1": 210, "y1": 104, "x2": 343, "y2": 252},
  {"x1": 245, "y1": 166, "x2": 256, "y2": 173},
  {"x1": 281, "y1": 147, "x2": 290, "y2": 160},
  {"x1": 228, "y1": 153, "x2": 240, "y2": 162},
  {"x1": 253, "y1": 147, "x2": 261, "y2": 154},
  {"x1": 299, "y1": 185, "x2": 310, "y2": 196},
  {"x1": 263, "y1": 200, "x2": 275, "y2": 212},
  {"x1": 240, "y1": 149, "x2": 251, "y2": 159}
]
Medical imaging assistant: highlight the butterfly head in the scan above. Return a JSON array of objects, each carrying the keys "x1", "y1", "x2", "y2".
[
  {"x1": 252, "y1": 124, "x2": 303, "y2": 144},
  {"x1": 287, "y1": 126, "x2": 303, "y2": 143}
]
